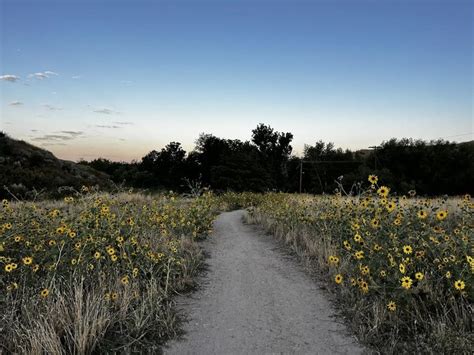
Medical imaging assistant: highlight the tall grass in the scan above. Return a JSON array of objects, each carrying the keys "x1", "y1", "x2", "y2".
[
  {"x1": 237, "y1": 185, "x2": 473, "y2": 353},
  {"x1": 0, "y1": 190, "x2": 217, "y2": 353}
]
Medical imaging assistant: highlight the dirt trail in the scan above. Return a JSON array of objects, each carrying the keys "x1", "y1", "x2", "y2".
[{"x1": 165, "y1": 210, "x2": 363, "y2": 354}]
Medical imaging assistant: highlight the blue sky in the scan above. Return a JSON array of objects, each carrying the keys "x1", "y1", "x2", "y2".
[{"x1": 1, "y1": 0, "x2": 472, "y2": 161}]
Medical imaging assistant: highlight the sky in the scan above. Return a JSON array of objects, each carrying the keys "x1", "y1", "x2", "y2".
[{"x1": 1, "y1": 0, "x2": 472, "y2": 162}]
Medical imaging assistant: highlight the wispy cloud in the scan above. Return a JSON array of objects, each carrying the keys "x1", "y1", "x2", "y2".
[
  {"x1": 31, "y1": 131, "x2": 84, "y2": 143},
  {"x1": 31, "y1": 134, "x2": 75, "y2": 142},
  {"x1": 0, "y1": 75, "x2": 20, "y2": 82},
  {"x1": 95, "y1": 125, "x2": 121, "y2": 129},
  {"x1": 42, "y1": 104, "x2": 62, "y2": 111},
  {"x1": 9, "y1": 101, "x2": 23, "y2": 106},
  {"x1": 113, "y1": 121, "x2": 133, "y2": 125},
  {"x1": 57, "y1": 130, "x2": 84, "y2": 137},
  {"x1": 72, "y1": 75, "x2": 81, "y2": 79},
  {"x1": 29, "y1": 71, "x2": 59, "y2": 80},
  {"x1": 93, "y1": 108, "x2": 120, "y2": 115}
]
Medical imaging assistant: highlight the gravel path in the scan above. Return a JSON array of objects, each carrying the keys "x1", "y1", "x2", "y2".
[{"x1": 165, "y1": 210, "x2": 363, "y2": 354}]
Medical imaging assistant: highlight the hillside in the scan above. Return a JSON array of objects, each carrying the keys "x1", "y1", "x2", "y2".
[{"x1": 0, "y1": 132, "x2": 111, "y2": 199}]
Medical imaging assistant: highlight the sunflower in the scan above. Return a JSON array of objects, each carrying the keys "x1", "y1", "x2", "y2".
[
  {"x1": 371, "y1": 219, "x2": 380, "y2": 228},
  {"x1": 415, "y1": 272, "x2": 424, "y2": 281},
  {"x1": 454, "y1": 280, "x2": 465, "y2": 291},
  {"x1": 386, "y1": 202, "x2": 396, "y2": 212},
  {"x1": 387, "y1": 301, "x2": 397, "y2": 312},
  {"x1": 417, "y1": 210, "x2": 428, "y2": 219},
  {"x1": 360, "y1": 281, "x2": 369, "y2": 293},
  {"x1": 401, "y1": 276, "x2": 413, "y2": 289},
  {"x1": 436, "y1": 210, "x2": 448, "y2": 221},
  {"x1": 368, "y1": 175, "x2": 378, "y2": 184},
  {"x1": 355, "y1": 251, "x2": 364, "y2": 260},
  {"x1": 121, "y1": 276, "x2": 129, "y2": 285},
  {"x1": 4, "y1": 264, "x2": 14, "y2": 272},
  {"x1": 94, "y1": 251, "x2": 101, "y2": 259},
  {"x1": 334, "y1": 274, "x2": 343, "y2": 284},
  {"x1": 40, "y1": 288, "x2": 49, "y2": 298},
  {"x1": 22, "y1": 257, "x2": 33, "y2": 265},
  {"x1": 377, "y1": 186, "x2": 390, "y2": 198},
  {"x1": 343, "y1": 240, "x2": 352, "y2": 250},
  {"x1": 402, "y1": 245, "x2": 413, "y2": 255},
  {"x1": 354, "y1": 234, "x2": 362, "y2": 243},
  {"x1": 399, "y1": 263, "x2": 406, "y2": 274}
]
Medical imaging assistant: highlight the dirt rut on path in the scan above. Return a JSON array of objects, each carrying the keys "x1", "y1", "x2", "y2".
[{"x1": 165, "y1": 210, "x2": 363, "y2": 354}]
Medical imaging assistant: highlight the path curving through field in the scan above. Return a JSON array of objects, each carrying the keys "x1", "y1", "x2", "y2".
[{"x1": 165, "y1": 210, "x2": 363, "y2": 354}]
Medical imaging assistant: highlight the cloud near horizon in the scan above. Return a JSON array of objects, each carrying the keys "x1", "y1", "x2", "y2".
[{"x1": 9, "y1": 101, "x2": 23, "y2": 106}]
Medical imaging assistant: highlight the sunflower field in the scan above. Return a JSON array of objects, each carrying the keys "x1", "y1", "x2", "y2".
[
  {"x1": 244, "y1": 177, "x2": 473, "y2": 353},
  {"x1": 0, "y1": 189, "x2": 217, "y2": 353}
]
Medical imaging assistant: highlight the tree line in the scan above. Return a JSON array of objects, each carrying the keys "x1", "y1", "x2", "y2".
[{"x1": 79, "y1": 124, "x2": 474, "y2": 196}]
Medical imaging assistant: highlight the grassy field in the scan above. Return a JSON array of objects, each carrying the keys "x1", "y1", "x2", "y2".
[
  {"x1": 232, "y1": 180, "x2": 473, "y2": 353},
  {"x1": 1, "y1": 180, "x2": 472, "y2": 353},
  {"x1": 0, "y1": 189, "x2": 218, "y2": 353}
]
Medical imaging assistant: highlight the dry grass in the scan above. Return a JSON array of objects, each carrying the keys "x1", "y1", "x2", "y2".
[
  {"x1": 0, "y1": 190, "x2": 217, "y2": 353},
  {"x1": 236, "y1": 187, "x2": 473, "y2": 353}
]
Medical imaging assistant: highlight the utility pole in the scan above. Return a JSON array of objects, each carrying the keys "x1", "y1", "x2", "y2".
[
  {"x1": 369, "y1": 146, "x2": 379, "y2": 170},
  {"x1": 299, "y1": 160, "x2": 303, "y2": 193}
]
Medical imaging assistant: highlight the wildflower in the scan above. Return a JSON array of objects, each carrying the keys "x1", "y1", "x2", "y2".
[
  {"x1": 417, "y1": 210, "x2": 428, "y2": 219},
  {"x1": 328, "y1": 256, "x2": 339, "y2": 265},
  {"x1": 380, "y1": 270, "x2": 387, "y2": 277},
  {"x1": 368, "y1": 175, "x2": 378, "y2": 184},
  {"x1": 111, "y1": 255, "x2": 118, "y2": 262},
  {"x1": 401, "y1": 276, "x2": 413, "y2": 290},
  {"x1": 399, "y1": 263, "x2": 406, "y2": 274},
  {"x1": 371, "y1": 219, "x2": 380, "y2": 228},
  {"x1": 343, "y1": 240, "x2": 352, "y2": 250},
  {"x1": 454, "y1": 280, "x2": 465, "y2": 291},
  {"x1": 402, "y1": 245, "x2": 413, "y2": 255},
  {"x1": 94, "y1": 251, "x2": 101, "y2": 259},
  {"x1": 386, "y1": 202, "x2": 396, "y2": 212},
  {"x1": 377, "y1": 186, "x2": 390, "y2": 198},
  {"x1": 5, "y1": 264, "x2": 14, "y2": 272},
  {"x1": 387, "y1": 301, "x2": 397, "y2": 312},
  {"x1": 393, "y1": 218, "x2": 402, "y2": 226},
  {"x1": 354, "y1": 233, "x2": 362, "y2": 243},
  {"x1": 334, "y1": 274, "x2": 343, "y2": 284},
  {"x1": 436, "y1": 210, "x2": 448, "y2": 221},
  {"x1": 121, "y1": 276, "x2": 129, "y2": 285},
  {"x1": 360, "y1": 281, "x2": 369, "y2": 293},
  {"x1": 22, "y1": 257, "x2": 33, "y2": 265},
  {"x1": 111, "y1": 292, "x2": 118, "y2": 301},
  {"x1": 354, "y1": 251, "x2": 364, "y2": 260},
  {"x1": 415, "y1": 272, "x2": 424, "y2": 281},
  {"x1": 445, "y1": 271, "x2": 452, "y2": 279},
  {"x1": 360, "y1": 265, "x2": 370, "y2": 275},
  {"x1": 40, "y1": 288, "x2": 49, "y2": 298}
]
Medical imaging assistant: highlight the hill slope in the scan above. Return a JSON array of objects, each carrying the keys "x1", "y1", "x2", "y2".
[{"x1": 0, "y1": 132, "x2": 111, "y2": 199}]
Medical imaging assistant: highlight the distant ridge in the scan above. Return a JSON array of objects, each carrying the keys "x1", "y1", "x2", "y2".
[{"x1": 0, "y1": 132, "x2": 111, "y2": 199}]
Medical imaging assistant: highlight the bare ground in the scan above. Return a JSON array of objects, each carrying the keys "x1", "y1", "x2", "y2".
[{"x1": 165, "y1": 210, "x2": 364, "y2": 354}]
